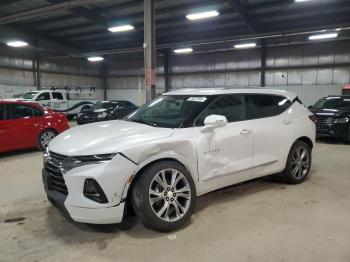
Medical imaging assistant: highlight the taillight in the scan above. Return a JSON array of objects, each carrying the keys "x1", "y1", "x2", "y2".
[{"x1": 309, "y1": 114, "x2": 317, "y2": 124}]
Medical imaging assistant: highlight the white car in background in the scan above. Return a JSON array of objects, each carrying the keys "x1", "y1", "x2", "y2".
[{"x1": 42, "y1": 88, "x2": 316, "y2": 232}]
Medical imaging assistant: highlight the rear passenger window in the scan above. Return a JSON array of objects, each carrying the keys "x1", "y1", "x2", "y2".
[
  {"x1": 8, "y1": 105, "x2": 42, "y2": 119},
  {"x1": 0, "y1": 105, "x2": 5, "y2": 120},
  {"x1": 195, "y1": 95, "x2": 245, "y2": 126},
  {"x1": 52, "y1": 92, "x2": 64, "y2": 100},
  {"x1": 246, "y1": 95, "x2": 292, "y2": 120}
]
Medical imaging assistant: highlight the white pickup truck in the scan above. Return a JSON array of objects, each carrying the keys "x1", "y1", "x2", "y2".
[{"x1": 14, "y1": 89, "x2": 97, "y2": 119}]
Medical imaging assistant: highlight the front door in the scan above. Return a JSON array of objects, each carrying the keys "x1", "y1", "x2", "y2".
[
  {"x1": 51, "y1": 92, "x2": 68, "y2": 112},
  {"x1": 194, "y1": 95, "x2": 253, "y2": 182}
]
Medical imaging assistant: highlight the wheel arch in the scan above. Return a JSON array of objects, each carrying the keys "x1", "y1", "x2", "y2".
[
  {"x1": 295, "y1": 136, "x2": 314, "y2": 149},
  {"x1": 123, "y1": 157, "x2": 196, "y2": 213}
]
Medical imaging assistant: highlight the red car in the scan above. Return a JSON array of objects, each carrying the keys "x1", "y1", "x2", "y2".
[{"x1": 0, "y1": 101, "x2": 69, "y2": 153}]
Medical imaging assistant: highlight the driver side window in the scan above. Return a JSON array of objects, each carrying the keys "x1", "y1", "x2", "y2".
[{"x1": 195, "y1": 95, "x2": 246, "y2": 126}]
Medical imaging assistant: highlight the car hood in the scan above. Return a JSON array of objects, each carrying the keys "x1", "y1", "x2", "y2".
[
  {"x1": 311, "y1": 108, "x2": 349, "y2": 117},
  {"x1": 49, "y1": 120, "x2": 174, "y2": 156}
]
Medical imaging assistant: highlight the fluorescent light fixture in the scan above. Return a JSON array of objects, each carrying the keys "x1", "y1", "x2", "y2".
[
  {"x1": 87, "y1": 56, "x2": 104, "y2": 62},
  {"x1": 6, "y1": 41, "x2": 28, "y2": 47},
  {"x1": 234, "y1": 43, "x2": 257, "y2": 49},
  {"x1": 186, "y1": 10, "x2": 219, "y2": 21},
  {"x1": 308, "y1": 33, "x2": 338, "y2": 40},
  {"x1": 335, "y1": 28, "x2": 342, "y2": 31},
  {"x1": 173, "y1": 48, "x2": 193, "y2": 54},
  {"x1": 295, "y1": 0, "x2": 312, "y2": 2},
  {"x1": 108, "y1": 25, "x2": 135, "y2": 32}
]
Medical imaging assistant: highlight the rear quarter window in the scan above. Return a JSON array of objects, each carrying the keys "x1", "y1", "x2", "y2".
[{"x1": 246, "y1": 94, "x2": 292, "y2": 120}]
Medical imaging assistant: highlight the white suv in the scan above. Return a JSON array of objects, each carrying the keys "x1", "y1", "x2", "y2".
[{"x1": 43, "y1": 88, "x2": 316, "y2": 231}]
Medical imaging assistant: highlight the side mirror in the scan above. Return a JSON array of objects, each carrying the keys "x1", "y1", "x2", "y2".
[
  {"x1": 308, "y1": 105, "x2": 313, "y2": 109},
  {"x1": 201, "y1": 115, "x2": 228, "y2": 133}
]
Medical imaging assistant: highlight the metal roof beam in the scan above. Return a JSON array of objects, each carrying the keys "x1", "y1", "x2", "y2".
[{"x1": 227, "y1": 0, "x2": 256, "y2": 33}]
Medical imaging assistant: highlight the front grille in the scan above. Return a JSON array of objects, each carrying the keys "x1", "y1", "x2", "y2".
[
  {"x1": 316, "y1": 117, "x2": 334, "y2": 124},
  {"x1": 45, "y1": 152, "x2": 68, "y2": 195}
]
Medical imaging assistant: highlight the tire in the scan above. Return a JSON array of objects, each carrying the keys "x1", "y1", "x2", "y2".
[
  {"x1": 131, "y1": 161, "x2": 196, "y2": 232},
  {"x1": 282, "y1": 141, "x2": 312, "y2": 184},
  {"x1": 38, "y1": 129, "x2": 57, "y2": 151}
]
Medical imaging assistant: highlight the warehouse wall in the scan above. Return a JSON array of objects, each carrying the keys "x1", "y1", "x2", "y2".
[
  {"x1": 107, "y1": 40, "x2": 350, "y2": 106},
  {"x1": 0, "y1": 46, "x2": 103, "y2": 99}
]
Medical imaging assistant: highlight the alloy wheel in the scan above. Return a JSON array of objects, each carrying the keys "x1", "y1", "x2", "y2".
[
  {"x1": 291, "y1": 146, "x2": 310, "y2": 180},
  {"x1": 149, "y1": 169, "x2": 191, "y2": 222},
  {"x1": 40, "y1": 131, "x2": 56, "y2": 148}
]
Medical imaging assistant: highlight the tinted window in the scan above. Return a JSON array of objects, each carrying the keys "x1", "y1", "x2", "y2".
[
  {"x1": 0, "y1": 104, "x2": 5, "y2": 120},
  {"x1": 8, "y1": 105, "x2": 42, "y2": 120},
  {"x1": 36, "y1": 92, "x2": 50, "y2": 101},
  {"x1": 313, "y1": 97, "x2": 350, "y2": 109},
  {"x1": 52, "y1": 92, "x2": 63, "y2": 100},
  {"x1": 195, "y1": 95, "x2": 245, "y2": 126},
  {"x1": 246, "y1": 95, "x2": 292, "y2": 120}
]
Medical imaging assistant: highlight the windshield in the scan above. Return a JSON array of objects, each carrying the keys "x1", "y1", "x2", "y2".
[
  {"x1": 22, "y1": 91, "x2": 38, "y2": 100},
  {"x1": 92, "y1": 101, "x2": 117, "y2": 110},
  {"x1": 126, "y1": 95, "x2": 213, "y2": 128},
  {"x1": 313, "y1": 97, "x2": 349, "y2": 109}
]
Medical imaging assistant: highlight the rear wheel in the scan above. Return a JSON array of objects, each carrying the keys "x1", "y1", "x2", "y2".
[
  {"x1": 282, "y1": 141, "x2": 311, "y2": 184},
  {"x1": 38, "y1": 129, "x2": 56, "y2": 151},
  {"x1": 131, "y1": 161, "x2": 196, "y2": 232}
]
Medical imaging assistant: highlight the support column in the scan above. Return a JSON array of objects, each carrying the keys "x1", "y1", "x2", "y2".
[
  {"x1": 260, "y1": 42, "x2": 266, "y2": 87},
  {"x1": 102, "y1": 62, "x2": 108, "y2": 100},
  {"x1": 163, "y1": 49, "x2": 170, "y2": 92},
  {"x1": 34, "y1": 40, "x2": 41, "y2": 90},
  {"x1": 144, "y1": 0, "x2": 156, "y2": 101}
]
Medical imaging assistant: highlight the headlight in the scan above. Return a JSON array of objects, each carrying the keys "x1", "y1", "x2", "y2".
[
  {"x1": 334, "y1": 117, "x2": 349, "y2": 124},
  {"x1": 97, "y1": 112, "x2": 107, "y2": 118},
  {"x1": 45, "y1": 152, "x2": 116, "y2": 174}
]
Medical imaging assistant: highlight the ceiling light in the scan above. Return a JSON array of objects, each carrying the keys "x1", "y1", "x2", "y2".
[
  {"x1": 295, "y1": 0, "x2": 312, "y2": 2},
  {"x1": 234, "y1": 43, "x2": 257, "y2": 49},
  {"x1": 335, "y1": 28, "x2": 342, "y2": 31},
  {"x1": 186, "y1": 10, "x2": 219, "y2": 21},
  {"x1": 173, "y1": 48, "x2": 193, "y2": 54},
  {"x1": 108, "y1": 25, "x2": 135, "y2": 33},
  {"x1": 308, "y1": 33, "x2": 338, "y2": 40},
  {"x1": 87, "y1": 56, "x2": 104, "y2": 62},
  {"x1": 6, "y1": 41, "x2": 28, "y2": 47}
]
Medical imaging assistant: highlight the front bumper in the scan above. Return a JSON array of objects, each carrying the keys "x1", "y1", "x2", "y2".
[
  {"x1": 316, "y1": 123, "x2": 348, "y2": 139},
  {"x1": 42, "y1": 154, "x2": 136, "y2": 224}
]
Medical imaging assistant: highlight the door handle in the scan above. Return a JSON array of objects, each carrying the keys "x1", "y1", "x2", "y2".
[
  {"x1": 282, "y1": 120, "x2": 293, "y2": 125},
  {"x1": 240, "y1": 129, "x2": 253, "y2": 135}
]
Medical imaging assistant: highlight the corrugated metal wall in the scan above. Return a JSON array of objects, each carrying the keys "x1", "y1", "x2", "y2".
[
  {"x1": 107, "y1": 40, "x2": 350, "y2": 106},
  {"x1": 0, "y1": 47, "x2": 103, "y2": 99},
  {"x1": 1, "y1": 40, "x2": 350, "y2": 105}
]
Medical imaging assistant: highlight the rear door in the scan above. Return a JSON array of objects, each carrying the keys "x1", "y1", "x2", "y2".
[
  {"x1": 52, "y1": 92, "x2": 68, "y2": 112},
  {"x1": 245, "y1": 94, "x2": 294, "y2": 176},
  {"x1": 35, "y1": 92, "x2": 52, "y2": 108},
  {"x1": 0, "y1": 104, "x2": 15, "y2": 152},
  {"x1": 7, "y1": 104, "x2": 44, "y2": 149}
]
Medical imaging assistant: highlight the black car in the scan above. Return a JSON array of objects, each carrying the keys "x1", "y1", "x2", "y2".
[
  {"x1": 77, "y1": 100, "x2": 138, "y2": 125},
  {"x1": 309, "y1": 95, "x2": 350, "y2": 141}
]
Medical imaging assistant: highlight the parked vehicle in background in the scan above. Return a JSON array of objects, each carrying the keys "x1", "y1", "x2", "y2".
[
  {"x1": 8, "y1": 87, "x2": 97, "y2": 119},
  {"x1": 43, "y1": 88, "x2": 315, "y2": 232},
  {"x1": 0, "y1": 101, "x2": 69, "y2": 153},
  {"x1": 77, "y1": 100, "x2": 138, "y2": 125},
  {"x1": 309, "y1": 95, "x2": 350, "y2": 141}
]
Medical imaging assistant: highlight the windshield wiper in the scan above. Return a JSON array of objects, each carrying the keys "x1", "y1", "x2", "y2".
[{"x1": 127, "y1": 118, "x2": 158, "y2": 127}]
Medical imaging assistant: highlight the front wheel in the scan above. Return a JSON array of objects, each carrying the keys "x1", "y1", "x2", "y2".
[
  {"x1": 38, "y1": 129, "x2": 57, "y2": 151},
  {"x1": 282, "y1": 141, "x2": 312, "y2": 184},
  {"x1": 131, "y1": 161, "x2": 196, "y2": 232}
]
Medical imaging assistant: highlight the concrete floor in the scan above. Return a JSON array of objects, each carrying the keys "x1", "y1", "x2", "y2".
[{"x1": 1, "y1": 138, "x2": 350, "y2": 262}]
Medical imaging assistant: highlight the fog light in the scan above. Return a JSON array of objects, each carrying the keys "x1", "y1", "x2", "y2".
[{"x1": 83, "y1": 179, "x2": 108, "y2": 203}]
